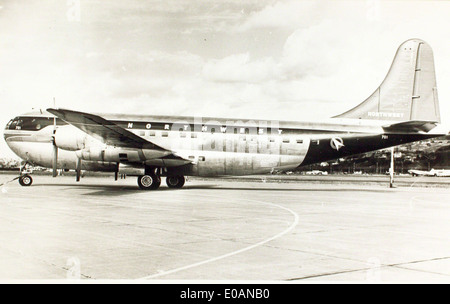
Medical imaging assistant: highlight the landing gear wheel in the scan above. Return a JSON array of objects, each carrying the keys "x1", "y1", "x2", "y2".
[
  {"x1": 137, "y1": 174, "x2": 160, "y2": 190},
  {"x1": 166, "y1": 175, "x2": 185, "y2": 188},
  {"x1": 19, "y1": 175, "x2": 33, "y2": 187}
]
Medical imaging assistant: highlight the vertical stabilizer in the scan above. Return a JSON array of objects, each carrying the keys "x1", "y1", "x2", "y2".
[{"x1": 334, "y1": 39, "x2": 441, "y2": 123}]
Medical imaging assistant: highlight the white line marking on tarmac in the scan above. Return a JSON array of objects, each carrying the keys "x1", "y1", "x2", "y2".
[{"x1": 139, "y1": 194, "x2": 300, "y2": 280}]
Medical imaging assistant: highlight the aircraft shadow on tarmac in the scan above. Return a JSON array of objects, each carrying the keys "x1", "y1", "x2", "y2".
[{"x1": 33, "y1": 183, "x2": 390, "y2": 196}]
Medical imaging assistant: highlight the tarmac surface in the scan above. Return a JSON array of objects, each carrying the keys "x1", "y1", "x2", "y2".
[{"x1": 0, "y1": 172, "x2": 449, "y2": 282}]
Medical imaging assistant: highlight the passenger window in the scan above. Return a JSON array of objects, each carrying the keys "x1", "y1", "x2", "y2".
[
  {"x1": 296, "y1": 139, "x2": 303, "y2": 144},
  {"x1": 162, "y1": 131, "x2": 168, "y2": 137}
]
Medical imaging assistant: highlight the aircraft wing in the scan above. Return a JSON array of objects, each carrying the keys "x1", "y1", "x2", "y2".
[
  {"x1": 408, "y1": 169, "x2": 434, "y2": 176},
  {"x1": 47, "y1": 108, "x2": 169, "y2": 151}
]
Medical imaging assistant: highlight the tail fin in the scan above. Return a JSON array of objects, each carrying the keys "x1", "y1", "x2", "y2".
[{"x1": 334, "y1": 39, "x2": 441, "y2": 123}]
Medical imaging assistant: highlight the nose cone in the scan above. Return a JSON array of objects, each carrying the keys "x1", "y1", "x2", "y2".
[
  {"x1": 4, "y1": 130, "x2": 15, "y2": 157},
  {"x1": 3, "y1": 118, "x2": 24, "y2": 157},
  {"x1": 3, "y1": 128, "x2": 26, "y2": 161}
]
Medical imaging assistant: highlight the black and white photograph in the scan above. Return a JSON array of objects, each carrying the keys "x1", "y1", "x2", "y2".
[{"x1": 0, "y1": 0, "x2": 449, "y2": 289}]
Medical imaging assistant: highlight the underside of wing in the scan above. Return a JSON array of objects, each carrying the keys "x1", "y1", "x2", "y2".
[{"x1": 47, "y1": 108, "x2": 168, "y2": 151}]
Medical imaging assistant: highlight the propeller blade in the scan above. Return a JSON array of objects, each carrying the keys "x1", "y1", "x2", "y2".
[
  {"x1": 52, "y1": 142, "x2": 58, "y2": 177},
  {"x1": 51, "y1": 99, "x2": 58, "y2": 178},
  {"x1": 76, "y1": 158, "x2": 81, "y2": 182}
]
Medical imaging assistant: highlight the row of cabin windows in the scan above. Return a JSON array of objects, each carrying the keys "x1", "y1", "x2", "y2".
[
  {"x1": 137, "y1": 130, "x2": 304, "y2": 144},
  {"x1": 136, "y1": 127, "x2": 256, "y2": 135},
  {"x1": 188, "y1": 156, "x2": 206, "y2": 161}
]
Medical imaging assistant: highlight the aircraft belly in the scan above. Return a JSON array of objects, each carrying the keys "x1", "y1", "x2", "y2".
[
  {"x1": 198, "y1": 152, "x2": 226, "y2": 176},
  {"x1": 193, "y1": 152, "x2": 309, "y2": 176}
]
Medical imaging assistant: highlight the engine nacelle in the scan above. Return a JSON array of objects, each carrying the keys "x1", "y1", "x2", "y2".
[
  {"x1": 76, "y1": 147, "x2": 170, "y2": 163},
  {"x1": 54, "y1": 126, "x2": 88, "y2": 151},
  {"x1": 77, "y1": 147, "x2": 144, "y2": 162},
  {"x1": 76, "y1": 146, "x2": 105, "y2": 161},
  {"x1": 118, "y1": 163, "x2": 145, "y2": 176}
]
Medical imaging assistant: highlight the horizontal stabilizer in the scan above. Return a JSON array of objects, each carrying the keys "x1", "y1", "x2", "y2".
[{"x1": 382, "y1": 120, "x2": 438, "y2": 133}]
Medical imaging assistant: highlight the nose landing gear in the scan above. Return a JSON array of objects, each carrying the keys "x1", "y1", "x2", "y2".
[
  {"x1": 18, "y1": 162, "x2": 33, "y2": 187},
  {"x1": 19, "y1": 174, "x2": 33, "y2": 186}
]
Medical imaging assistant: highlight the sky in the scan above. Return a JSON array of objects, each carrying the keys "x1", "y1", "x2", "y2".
[{"x1": 1, "y1": 0, "x2": 450, "y2": 158}]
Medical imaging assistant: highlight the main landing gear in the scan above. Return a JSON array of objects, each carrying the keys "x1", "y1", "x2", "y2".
[
  {"x1": 137, "y1": 171, "x2": 185, "y2": 190},
  {"x1": 137, "y1": 173, "x2": 161, "y2": 190},
  {"x1": 166, "y1": 175, "x2": 185, "y2": 189}
]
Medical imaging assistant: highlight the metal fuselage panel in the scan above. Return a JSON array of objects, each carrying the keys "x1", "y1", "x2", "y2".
[{"x1": 3, "y1": 114, "x2": 443, "y2": 176}]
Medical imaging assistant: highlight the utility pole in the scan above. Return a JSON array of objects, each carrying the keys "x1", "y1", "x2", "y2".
[{"x1": 389, "y1": 147, "x2": 395, "y2": 188}]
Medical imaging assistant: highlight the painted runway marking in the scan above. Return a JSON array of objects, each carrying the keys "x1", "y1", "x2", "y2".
[
  {"x1": 287, "y1": 256, "x2": 450, "y2": 281},
  {"x1": 139, "y1": 193, "x2": 299, "y2": 279}
]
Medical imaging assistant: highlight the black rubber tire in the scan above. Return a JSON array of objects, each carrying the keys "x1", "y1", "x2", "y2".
[
  {"x1": 137, "y1": 174, "x2": 160, "y2": 190},
  {"x1": 166, "y1": 175, "x2": 185, "y2": 188},
  {"x1": 19, "y1": 175, "x2": 33, "y2": 187}
]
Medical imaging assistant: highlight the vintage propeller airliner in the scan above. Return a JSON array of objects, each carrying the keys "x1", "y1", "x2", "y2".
[{"x1": 3, "y1": 39, "x2": 448, "y2": 189}]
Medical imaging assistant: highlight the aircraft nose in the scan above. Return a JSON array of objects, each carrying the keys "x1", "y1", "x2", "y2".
[
  {"x1": 3, "y1": 118, "x2": 14, "y2": 142},
  {"x1": 4, "y1": 118, "x2": 13, "y2": 130}
]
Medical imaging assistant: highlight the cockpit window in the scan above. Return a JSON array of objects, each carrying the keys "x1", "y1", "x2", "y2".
[
  {"x1": 6, "y1": 118, "x2": 20, "y2": 130},
  {"x1": 7, "y1": 116, "x2": 67, "y2": 131},
  {"x1": 5, "y1": 120, "x2": 13, "y2": 130}
]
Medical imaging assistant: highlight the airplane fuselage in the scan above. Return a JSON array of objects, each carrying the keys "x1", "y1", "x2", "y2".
[{"x1": 4, "y1": 112, "x2": 443, "y2": 177}]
